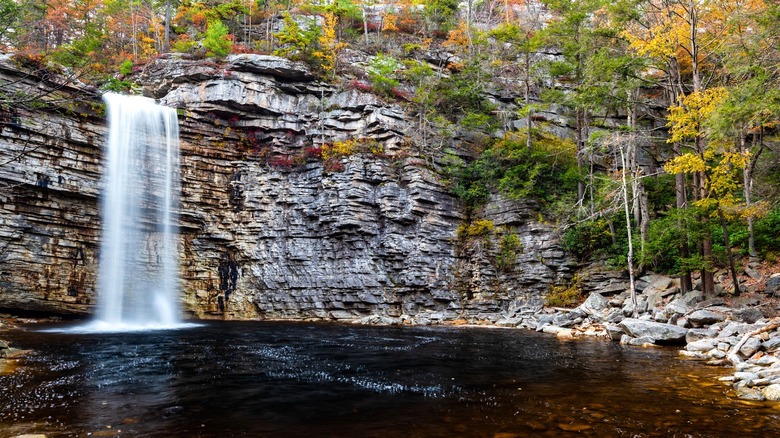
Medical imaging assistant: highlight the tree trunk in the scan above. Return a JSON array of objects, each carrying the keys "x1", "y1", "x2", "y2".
[
  {"x1": 163, "y1": 0, "x2": 171, "y2": 53},
  {"x1": 620, "y1": 146, "x2": 638, "y2": 318},
  {"x1": 719, "y1": 208, "x2": 740, "y2": 295},
  {"x1": 742, "y1": 135, "x2": 757, "y2": 257},
  {"x1": 674, "y1": 141, "x2": 693, "y2": 293},
  {"x1": 525, "y1": 49, "x2": 532, "y2": 149}
]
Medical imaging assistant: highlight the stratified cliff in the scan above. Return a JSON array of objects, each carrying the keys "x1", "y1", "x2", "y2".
[{"x1": 0, "y1": 54, "x2": 575, "y2": 322}]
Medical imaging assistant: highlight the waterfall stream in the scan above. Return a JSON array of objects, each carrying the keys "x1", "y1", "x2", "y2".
[{"x1": 90, "y1": 93, "x2": 182, "y2": 331}]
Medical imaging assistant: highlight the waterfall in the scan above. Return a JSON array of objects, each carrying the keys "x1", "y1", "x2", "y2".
[{"x1": 91, "y1": 93, "x2": 182, "y2": 330}]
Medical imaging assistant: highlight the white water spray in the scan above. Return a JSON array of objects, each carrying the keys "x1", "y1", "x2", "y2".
[{"x1": 88, "y1": 93, "x2": 183, "y2": 331}]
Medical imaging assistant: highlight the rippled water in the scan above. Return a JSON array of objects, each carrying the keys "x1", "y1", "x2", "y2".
[{"x1": 1, "y1": 321, "x2": 779, "y2": 437}]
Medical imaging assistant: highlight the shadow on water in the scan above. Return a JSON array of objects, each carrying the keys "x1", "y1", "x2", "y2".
[{"x1": 2, "y1": 321, "x2": 780, "y2": 437}]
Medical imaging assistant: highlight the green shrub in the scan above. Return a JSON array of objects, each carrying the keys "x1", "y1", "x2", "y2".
[
  {"x1": 496, "y1": 232, "x2": 522, "y2": 272},
  {"x1": 367, "y1": 53, "x2": 401, "y2": 95},
  {"x1": 203, "y1": 20, "x2": 233, "y2": 59},
  {"x1": 545, "y1": 277, "x2": 582, "y2": 308},
  {"x1": 119, "y1": 59, "x2": 134, "y2": 75}
]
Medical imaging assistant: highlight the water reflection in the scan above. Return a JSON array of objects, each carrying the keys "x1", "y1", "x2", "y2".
[{"x1": 1, "y1": 321, "x2": 779, "y2": 437}]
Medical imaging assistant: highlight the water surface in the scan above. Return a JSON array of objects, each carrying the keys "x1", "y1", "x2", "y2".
[{"x1": 1, "y1": 321, "x2": 778, "y2": 437}]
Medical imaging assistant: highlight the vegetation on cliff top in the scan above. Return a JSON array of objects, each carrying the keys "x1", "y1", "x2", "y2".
[{"x1": 1, "y1": 0, "x2": 780, "y2": 292}]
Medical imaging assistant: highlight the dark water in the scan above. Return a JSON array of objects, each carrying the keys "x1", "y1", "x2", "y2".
[{"x1": 1, "y1": 321, "x2": 779, "y2": 437}]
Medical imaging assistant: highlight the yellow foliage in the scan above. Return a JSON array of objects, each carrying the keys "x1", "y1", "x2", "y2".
[
  {"x1": 314, "y1": 12, "x2": 348, "y2": 75},
  {"x1": 456, "y1": 219, "x2": 495, "y2": 240},
  {"x1": 667, "y1": 87, "x2": 728, "y2": 143},
  {"x1": 321, "y1": 138, "x2": 358, "y2": 160},
  {"x1": 663, "y1": 153, "x2": 705, "y2": 174}
]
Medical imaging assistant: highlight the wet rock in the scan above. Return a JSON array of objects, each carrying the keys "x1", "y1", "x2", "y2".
[
  {"x1": 619, "y1": 318, "x2": 688, "y2": 344},
  {"x1": 734, "y1": 386, "x2": 765, "y2": 401},
  {"x1": 605, "y1": 324, "x2": 624, "y2": 341}
]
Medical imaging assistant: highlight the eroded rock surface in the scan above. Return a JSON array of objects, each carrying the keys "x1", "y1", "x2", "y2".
[{"x1": 0, "y1": 55, "x2": 574, "y2": 321}]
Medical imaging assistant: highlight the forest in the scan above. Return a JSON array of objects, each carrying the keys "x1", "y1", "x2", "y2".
[{"x1": 1, "y1": 0, "x2": 779, "y2": 297}]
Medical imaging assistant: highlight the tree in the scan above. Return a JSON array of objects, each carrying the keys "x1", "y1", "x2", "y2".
[{"x1": 203, "y1": 19, "x2": 232, "y2": 58}]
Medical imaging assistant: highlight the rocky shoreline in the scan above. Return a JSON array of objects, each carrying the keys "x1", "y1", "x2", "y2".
[{"x1": 349, "y1": 264, "x2": 780, "y2": 402}]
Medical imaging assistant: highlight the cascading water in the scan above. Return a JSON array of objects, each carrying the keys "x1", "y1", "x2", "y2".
[{"x1": 89, "y1": 93, "x2": 182, "y2": 331}]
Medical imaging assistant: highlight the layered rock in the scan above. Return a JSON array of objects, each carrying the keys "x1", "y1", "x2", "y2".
[
  {"x1": 0, "y1": 55, "x2": 103, "y2": 314},
  {"x1": 0, "y1": 54, "x2": 574, "y2": 320}
]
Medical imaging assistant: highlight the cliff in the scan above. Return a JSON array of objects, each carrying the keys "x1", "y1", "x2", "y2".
[{"x1": 0, "y1": 54, "x2": 575, "y2": 322}]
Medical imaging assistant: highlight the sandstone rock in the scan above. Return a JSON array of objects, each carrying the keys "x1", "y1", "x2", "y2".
[
  {"x1": 619, "y1": 318, "x2": 688, "y2": 344},
  {"x1": 0, "y1": 56, "x2": 586, "y2": 322}
]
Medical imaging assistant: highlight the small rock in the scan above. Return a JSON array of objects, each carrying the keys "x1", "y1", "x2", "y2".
[
  {"x1": 665, "y1": 298, "x2": 689, "y2": 316},
  {"x1": 744, "y1": 267, "x2": 762, "y2": 280},
  {"x1": 681, "y1": 290, "x2": 705, "y2": 306},
  {"x1": 627, "y1": 336, "x2": 657, "y2": 347},
  {"x1": 734, "y1": 371, "x2": 760, "y2": 383},
  {"x1": 605, "y1": 324, "x2": 624, "y2": 341}
]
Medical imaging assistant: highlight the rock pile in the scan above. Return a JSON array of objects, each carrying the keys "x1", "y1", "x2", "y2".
[{"x1": 490, "y1": 271, "x2": 780, "y2": 401}]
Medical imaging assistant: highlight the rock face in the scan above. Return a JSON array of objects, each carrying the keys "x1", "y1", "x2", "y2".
[
  {"x1": 0, "y1": 54, "x2": 574, "y2": 320},
  {"x1": 0, "y1": 55, "x2": 103, "y2": 314}
]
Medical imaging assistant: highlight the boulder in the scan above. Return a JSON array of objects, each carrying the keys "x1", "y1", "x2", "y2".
[
  {"x1": 680, "y1": 290, "x2": 705, "y2": 306},
  {"x1": 577, "y1": 292, "x2": 609, "y2": 315},
  {"x1": 739, "y1": 337, "x2": 762, "y2": 358},
  {"x1": 686, "y1": 328, "x2": 718, "y2": 344},
  {"x1": 762, "y1": 337, "x2": 780, "y2": 352},
  {"x1": 687, "y1": 309, "x2": 726, "y2": 327},
  {"x1": 733, "y1": 308, "x2": 764, "y2": 324},
  {"x1": 763, "y1": 384, "x2": 780, "y2": 401},
  {"x1": 734, "y1": 386, "x2": 765, "y2": 401},
  {"x1": 619, "y1": 318, "x2": 688, "y2": 344},
  {"x1": 686, "y1": 339, "x2": 718, "y2": 352},
  {"x1": 665, "y1": 298, "x2": 690, "y2": 317},
  {"x1": 766, "y1": 274, "x2": 780, "y2": 295}
]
